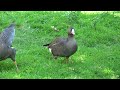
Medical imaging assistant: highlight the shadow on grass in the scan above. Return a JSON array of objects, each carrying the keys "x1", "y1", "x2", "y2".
[{"x1": 0, "y1": 61, "x2": 15, "y2": 72}]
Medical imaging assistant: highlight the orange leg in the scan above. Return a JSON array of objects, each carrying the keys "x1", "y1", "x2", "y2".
[{"x1": 13, "y1": 61, "x2": 19, "y2": 72}]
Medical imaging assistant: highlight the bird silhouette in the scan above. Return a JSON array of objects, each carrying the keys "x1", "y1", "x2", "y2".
[
  {"x1": 43, "y1": 27, "x2": 78, "y2": 63},
  {"x1": 0, "y1": 23, "x2": 18, "y2": 71}
]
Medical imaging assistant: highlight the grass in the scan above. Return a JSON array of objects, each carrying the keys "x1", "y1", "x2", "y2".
[{"x1": 0, "y1": 11, "x2": 120, "y2": 79}]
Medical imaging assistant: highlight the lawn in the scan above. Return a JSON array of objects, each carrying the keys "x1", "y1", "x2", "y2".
[{"x1": 0, "y1": 11, "x2": 120, "y2": 79}]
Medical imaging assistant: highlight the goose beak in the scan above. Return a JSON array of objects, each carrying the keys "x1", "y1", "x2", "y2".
[{"x1": 71, "y1": 29, "x2": 75, "y2": 35}]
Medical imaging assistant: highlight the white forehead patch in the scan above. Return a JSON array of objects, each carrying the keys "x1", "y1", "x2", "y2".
[
  {"x1": 71, "y1": 29, "x2": 75, "y2": 35},
  {"x1": 49, "y1": 48, "x2": 52, "y2": 53}
]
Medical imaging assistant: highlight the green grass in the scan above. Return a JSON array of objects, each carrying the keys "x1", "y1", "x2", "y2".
[{"x1": 0, "y1": 11, "x2": 120, "y2": 79}]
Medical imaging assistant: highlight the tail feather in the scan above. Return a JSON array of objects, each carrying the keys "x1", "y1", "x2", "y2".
[{"x1": 43, "y1": 44, "x2": 50, "y2": 46}]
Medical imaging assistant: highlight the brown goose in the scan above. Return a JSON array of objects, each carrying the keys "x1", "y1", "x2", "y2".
[
  {"x1": 43, "y1": 27, "x2": 78, "y2": 63},
  {"x1": 0, "y1": 24, "x2": 18, "y2": 71}
]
